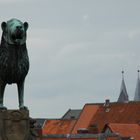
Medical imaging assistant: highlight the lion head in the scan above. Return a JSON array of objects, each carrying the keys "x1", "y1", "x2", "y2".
[{"x1": 1, "y1": 18, "x2": 28, "y2": 45}]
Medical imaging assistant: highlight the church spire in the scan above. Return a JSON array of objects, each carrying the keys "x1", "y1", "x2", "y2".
[
  {"x1": 117, "y1": 71, "x2": 129, "y2": 102},
  {"x1": 134, "y1": 70, "x2": 140, "y2": 101}
]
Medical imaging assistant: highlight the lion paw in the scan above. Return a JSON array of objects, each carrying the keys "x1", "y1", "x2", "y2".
[
  {"x1": 0, "y1": 106, "x2": 7, "y2": 110},
  {"x1": 19, "y1": 105, "x2": 28, "y2": 110}
]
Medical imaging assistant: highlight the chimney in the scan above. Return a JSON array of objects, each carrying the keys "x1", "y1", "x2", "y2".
[{"x1": 104, "y1": 99, "x2": 110, "y2": 107}]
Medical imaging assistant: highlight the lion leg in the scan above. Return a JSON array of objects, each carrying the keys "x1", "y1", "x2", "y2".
[
  {"x1": 17, "y1": 80, "x2": 28, "y2": 110},
  {"x1": 0, "y1": 82, "x2": 6, "y2": 109}
]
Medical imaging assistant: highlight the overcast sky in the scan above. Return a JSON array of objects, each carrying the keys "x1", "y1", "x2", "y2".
[{"x1": 0, "y1": 0, "x2": 140, "y2": 118}]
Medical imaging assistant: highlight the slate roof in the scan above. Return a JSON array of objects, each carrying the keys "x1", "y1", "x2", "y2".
[
  {"x1": 117, "y1": 78, "x2": 129, "y2": 102},
  {"x1": 42, "y1": 134, "x2": 119, "y2": 140},
  {"x1": 42, "y1": 137, "x2": 98, "y2": 140},
  {"x1": 104, "y1": 123, "x2": 140, "y2": 140},
  {"x1": 62, "y1": 109, "x2": 81, "y2": 119},
  {"x1": 35, "y1": 118, "x2": 46, "y2": 128}
]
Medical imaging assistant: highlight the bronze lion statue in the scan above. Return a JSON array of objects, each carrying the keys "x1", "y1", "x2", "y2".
[{"x1": 0, "y1": 18, "x2": 29, "y2": 109}]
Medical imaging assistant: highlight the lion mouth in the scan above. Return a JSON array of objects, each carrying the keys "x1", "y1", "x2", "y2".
[
  {"x1": 11, "y1": 30, "x2": 24, "y2": 40},
  {"x1": 11, "y1": 33, "x2": 24, "y2": 45},
  {"x1": 12, "y1": 34, "x2": 23, "y2": 40}
]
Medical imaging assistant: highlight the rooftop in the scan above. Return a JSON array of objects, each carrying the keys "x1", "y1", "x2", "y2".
[
  {"x1": 43, "y1": 119, "x2": 76, "y2": 134},
  {"x1": 103, "y1": 123, "x2": 140, "y2": 140}
]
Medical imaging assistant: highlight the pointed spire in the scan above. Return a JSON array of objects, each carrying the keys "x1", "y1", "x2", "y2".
[
  {"x1": 122, "y1": 70, "x2": 124, "y2": 80},
  {"x1": 117, "y1": 71, "x2": 129, "y2": 102},
  {"x1": 134, "y1": 70, "x2": 140, "y2": 101}
]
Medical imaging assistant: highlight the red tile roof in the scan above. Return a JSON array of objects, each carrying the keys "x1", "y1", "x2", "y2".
[
  {"x1": 72, "y1": 104, "x2": 99, "y2": 134},
  {"x1": 41, "y1": 101, "x2": 140, "y2": 140},
  {"x1": 90, "y1": 101, "x2": 140, "y2": 132},
  {"x1": 43, "y1": 119, "x2": 76, "y2": 134},
  {"x1": 106, "y1": 123, "x2": 140, "y2": 140}
]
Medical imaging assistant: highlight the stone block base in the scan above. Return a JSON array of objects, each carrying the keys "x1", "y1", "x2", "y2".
[{"x1": 0, "y1": 109, "x2": 37, "y2": 140}]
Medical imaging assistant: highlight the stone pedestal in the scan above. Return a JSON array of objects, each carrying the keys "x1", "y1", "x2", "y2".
[{"x1": 0, "y1": 109, "x2": 37, "y2": 140}]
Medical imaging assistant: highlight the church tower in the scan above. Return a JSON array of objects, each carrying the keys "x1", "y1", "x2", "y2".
[
  {"x1": 134, "y1": 70, "x2": 140, "y2": 101},
  {"x1": 117, "y1": 71, "x2": 129, "y2": 102}
]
